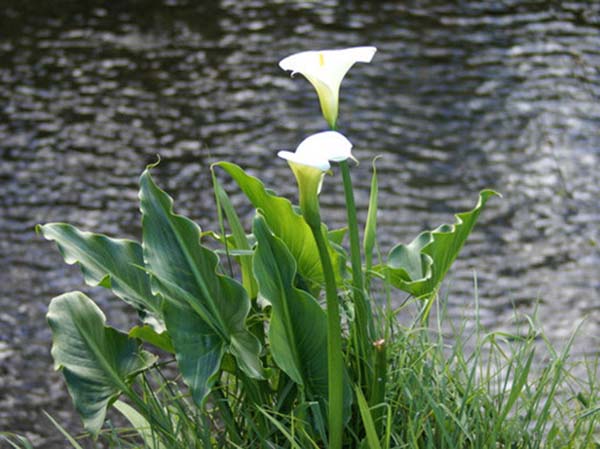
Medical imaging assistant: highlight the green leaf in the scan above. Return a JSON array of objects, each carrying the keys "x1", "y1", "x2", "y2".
[
  {"x1": 47, "y1": 291, "x2": 156, "y2": 437},
  {"x1": 129, "y1": 325, "x2": 175, "y2": 354},
  {"x1": 355, "y1": 387, "x2": 383, "y2": 449},
  {"x1": 253, "y1": 216, "x2": 352, "y2": 420},
  {"x1": 163, "y1": 299, "x2": 225, "y2": 405},
  {"x1": 37, "y1": 223, "x2": 160, "y2": 316},
  {"x1": 0, "y1": 433, "x2": 35, "y2": 449},
  {"x1": 382, "y1": 190, "x2": 499, "y2": 299},
  {"x1": 139, "y1": 166, "x2": 263, "y2": 406},
  {"x1": 114, "y1": 400, "x2": 166, "y2": 449},
  {"x1": 43, "y1": 411, "x2": 86, "y2": 449},
  {"x1": 256, "y1": 407, "x2": 306, "y2": 449},
  {"x1": 328, "y1": 227, "x2": 347, "y2": 246},
  {"x1": 212, "y1": 170, "x2": 258, "y2": 298},
  {"x1": 215, "y1": 162, "x2": 342, "y2": 289},
  {"x1": 363, "y1": 158, "x2": 380, "y2": 272},
  {"x1": 252, "y1": 215, "x2": 328, "y2": 396}
]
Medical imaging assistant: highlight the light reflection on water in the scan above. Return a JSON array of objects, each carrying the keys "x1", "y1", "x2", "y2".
[{"x1": 0, "y1": 1, "x2": 599, "y2": 445}]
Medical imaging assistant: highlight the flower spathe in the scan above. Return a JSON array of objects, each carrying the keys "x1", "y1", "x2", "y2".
[
  {"x1": 278, "y1": 130, "x2": 354, "y2": 171},
  {"x1": 279, "y1": 46, "x2": 377, "y2": 128},
  {"x1": 278, "y1": 131, "x2": 353, "y2": 227}
]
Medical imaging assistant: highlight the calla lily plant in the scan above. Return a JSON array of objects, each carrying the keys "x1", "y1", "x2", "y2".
[
  {"x1": 279, "y1": 130, "x2": 355, "y2": 449},
  {"x1": 281, "y1": 47, "x2": 378, "y2": 398},
  {"x1": 36, "y1": 43, "x2": 499, "y2": 449}
]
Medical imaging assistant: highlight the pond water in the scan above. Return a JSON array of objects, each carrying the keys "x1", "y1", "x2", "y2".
[{"x1": 1, "y1": 1, "x2": 599, "y2": 446}]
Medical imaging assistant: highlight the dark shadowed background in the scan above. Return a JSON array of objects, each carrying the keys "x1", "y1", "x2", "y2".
[{"x1": 1, "y1": 1, "x2": 599, "y2": 446}]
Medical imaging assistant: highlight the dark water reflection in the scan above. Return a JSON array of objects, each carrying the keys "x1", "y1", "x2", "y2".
[{"x1": 1, "y1": 1, "x2": 599, "y2": 446}]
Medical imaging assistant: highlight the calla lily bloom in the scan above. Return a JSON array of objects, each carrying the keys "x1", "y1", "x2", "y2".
[
  {"x1": 279, "y1": 46, "x2": 377, "y2": 128},
  {"x1": 278, "y1": 131, "x2": 353, "y2": 227},
  {"x1": 278, "y1": 130, "x2": 354, "y2": 172}
]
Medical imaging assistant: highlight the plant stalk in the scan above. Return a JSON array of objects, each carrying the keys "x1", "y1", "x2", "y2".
[
  {"x1": 289, "y1": 158, "x2": 344, "y2": 448},
  {"x1": 339, "y1": 160, "x2": 372, "y2": 385},
  {"x1": 311, "y1": 221, "x2": 344, "y2": 449}
]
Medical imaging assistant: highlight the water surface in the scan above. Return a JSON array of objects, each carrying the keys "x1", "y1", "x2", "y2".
[{"x1": 1, "y1": 1, "x2": 599, "y2": 446}]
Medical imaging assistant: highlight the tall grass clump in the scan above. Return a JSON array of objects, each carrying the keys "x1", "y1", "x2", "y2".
[
  {"x1": 9, "y1": 46, "x2": 598, "y2": 448},
  {"x1": 6, "y1": 299, "x2": 598, "y2": 449},
  {"x1": 380, "y1": 297, "x2": 600, "y2": 449}
]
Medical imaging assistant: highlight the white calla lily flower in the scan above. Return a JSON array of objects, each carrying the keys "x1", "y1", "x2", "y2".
[
  {"x1": 278, "y1": 131, "x2": 354, "y2": 227},
  {"x1": 277, "y1": 150, "x2": 330, "y2": 172},
  {"x1": 277, "y1": 131, "x2": 354, "y2": 171},
  {"x1": 279, "y1": 46, "x2": 377, "y2": 128}
]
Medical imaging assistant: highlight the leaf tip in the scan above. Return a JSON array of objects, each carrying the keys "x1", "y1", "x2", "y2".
[
  {"x1": 139, "y1": 156, "x2": 161, "y2": 185},
  {"x1": 210, "y1": 160, "x2": 228, "y2": 172},
  {"x1": 147, "y1": 155, "x2": 161, "y2": 170},
  {"x1": 480, "y1": 189, "x2": 502, "y2": 199}
]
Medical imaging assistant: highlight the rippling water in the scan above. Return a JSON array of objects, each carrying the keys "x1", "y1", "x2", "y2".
[{"x1": 1, "y1": 1, "x2": 599, "y2": 446}]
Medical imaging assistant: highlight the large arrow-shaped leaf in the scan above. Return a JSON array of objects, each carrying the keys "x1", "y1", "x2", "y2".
[
  {"x1": 253, "y1": 215, "x2": 351, "y2": 421},
  {"x1": 162, "y1": 299, "x2": 225, "y2": 405},
  {"x1": 37, "y1": 223, "x2": 160, "y2": 316},
  {"x1": 382, "y1": 190, "x2": 499, "y2": 299},
  {"x1": 215, "y1": 162, "x2": 344, "y2": 289},
  {"x1": 253, "y1": 214, "x2": 328, "y2": 395},
  {"x1": 139, "y1": 167, "x2": 263, "y2": 406},
  {"x1": 47, "y1": 291, "x2": 156, "y2": 437}
]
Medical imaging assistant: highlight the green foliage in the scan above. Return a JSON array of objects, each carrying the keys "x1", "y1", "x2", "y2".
[
  {"x1": 253, "y1": 214, "x2": 352, "y2": 424},
  {"x1": 379, "y1": 302, "x2": 600, "y2": 449},
  {"x1": 355, "y1": 386, "x2": 383, "y2": 449},
  {"x1": 114, "y1": 400, "x2": 166, "y2": 449},
  {"x1": 139, "y1": 167, "x2": 263, "y2": 404},
  {"x1": 47, "y1": 291, "x2": 156, "y2": 436},
  {"x1": 253, "y1": 214, "x2": 329, "y2": 395},
  {"x1": 215, "y1": 161, "x2": 343, "y2": 290},
  {"x1": 37, "y1": 223, "x2": 160, "y2": 316},
  {"x1": 211, "y1": 171, "x2": 258, "y2": 298},
  {"x1": 37, "y1": 159, "x2": 512, "y2": 447},
  {"x1": 43, "y1": 412, "x2": 86, "y2": 449},
  {"x1": 381, "y1": 189, "x2": 499, "y2": 300},
  {"x1": 128, "y1": 325, "x2": 174, "y2": 354},
  {"x1": 363, "y1": 158, "x2": 380, "y2": 273},
  {"x1": 0, "y1": 433, "x2": 36, "y2": 449},
  {"x1": 33, "y1": 47, "x2": 598, "y2": 449}
]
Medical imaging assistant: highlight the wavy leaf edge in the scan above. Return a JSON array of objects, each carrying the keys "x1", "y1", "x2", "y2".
[{"x1": 383, "y1": 189, "x2": 500, "y2": 297}]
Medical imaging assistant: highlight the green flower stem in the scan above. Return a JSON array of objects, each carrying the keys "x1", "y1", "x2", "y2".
[
  {"x1": 310, "y1": 220, "x2": 344, "y2": 449},
  {"x1": 339, "y1": 160, "x2": 371, "y2": 384}
]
